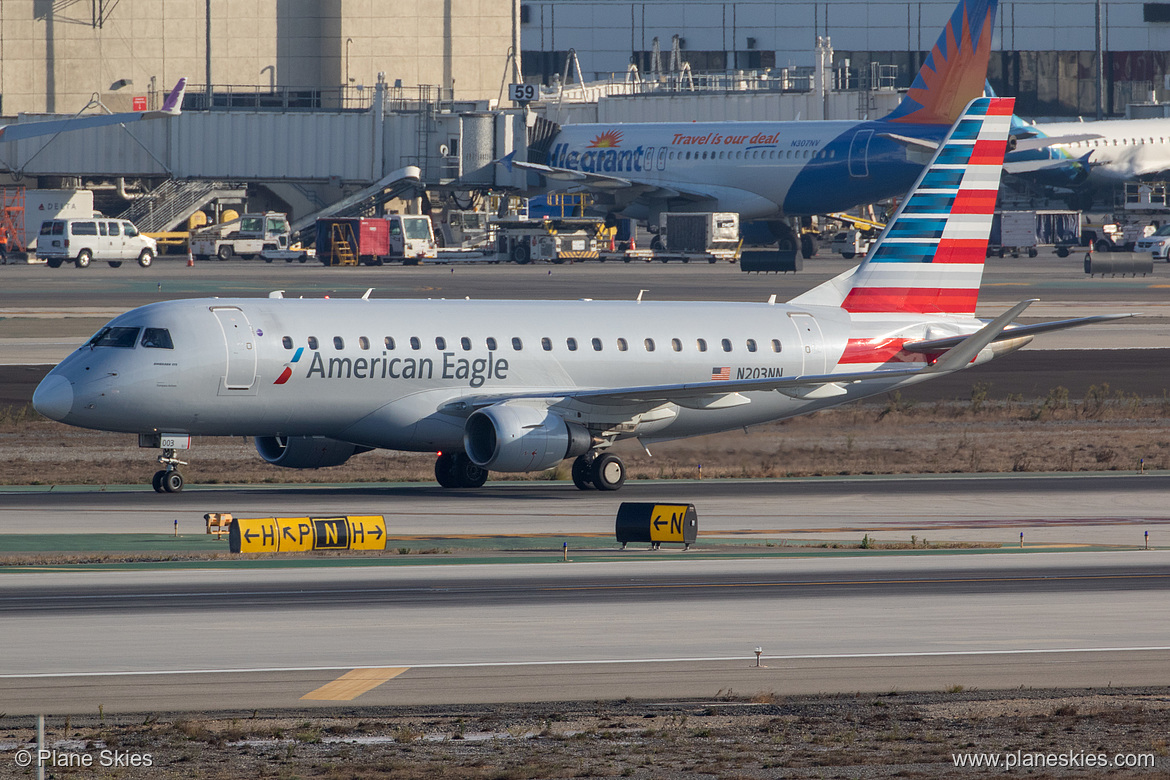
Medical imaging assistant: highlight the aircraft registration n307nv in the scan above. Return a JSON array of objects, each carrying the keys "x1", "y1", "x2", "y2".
[
  {"x1": 508, "y1": 0, "x2": 999, "y2": 237},
  {"x1": 33, "y1": 98, "x2": 1128, "y2": 493}
]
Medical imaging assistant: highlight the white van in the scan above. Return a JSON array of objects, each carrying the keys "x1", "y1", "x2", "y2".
[{"x1": 37, "y1": 218, "x2": 157, "y2": 268}]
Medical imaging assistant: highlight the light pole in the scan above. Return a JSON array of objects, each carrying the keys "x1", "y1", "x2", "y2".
[{"x1": 345, "y1": 37, "x2": 354, "y2": 104}]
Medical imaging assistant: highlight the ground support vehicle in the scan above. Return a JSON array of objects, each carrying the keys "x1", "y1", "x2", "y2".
[
  {"x1": 190, "y1": 212, "x2": 292, "y2": 261},
  {"x1": 494, "y1": 216, "x2": 601, "y2": 264},
  {"x1": 36, "y1": 217, "x2": 157, "y2": 269},
  {"x1": 990, "y1": 210, "x2": 1081, "y2": 258},
  {"x1": 1135, "y1": 223, "x2": 1170, "y2": 260}
]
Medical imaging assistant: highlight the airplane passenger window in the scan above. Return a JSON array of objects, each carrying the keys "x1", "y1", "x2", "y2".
[
  {"x1": 566, "y1": 337, "x2": 578, "y2": 351},
  {"x1": 721, "y1": 338, "x2": 732, "y2": 352},
  {"x1": 617, "y1": 338, "x2": 628, "y2": 351},
  {"x1": 644, "y1": 338, "x2": 655, "y2": 352},
  {"x1": 511, "y1": 337, "x2": 523, "y2": 350},
  {"x1": 746, "y1": 339, "x2": 758, "y2": 352},
  {"x1": 410, "y1": 337, "x2": 421, "y2": 350},
  {"x1": 334, "y1": 337, "x2": 344, "y2": 349},
  {"x1": 308, "y1": 336, "x2": 319, "y2": 349},
  {"x1": 592, "y1": 337, "x2": 603, "y2": 351},
  {"x1": 359, "y1": 336, "x2": 370, "y2": 350},
  {"x1": 435, "y1": 337, "x2": 446, "y2": 350},
  {"x1": 460, "y1": 337, "x2": 471, "y2": 350},
  {"x1": 771, "y1": 339, "x2": 782, "y2": 353},
  {"x1": 385, "y1": 336, "x2": 396, "y2": 350},
  {"x1": 486, "y1": 337, "x2": 497, "y2": 350},
  {"x1": 696, "y1": 338, "x2": 707, "y2": 352},
  {"x1": 671, "y1": 338, "x2": 682, "y2": 352},
  {"x1": 140, "y1": 328, "x2": 173, "y2": 349},
  {"x1": 541, "y1": 337, "x2": 552, "y2": 351},
  {"x1": 282, "y1": 336, "x2": 293, "y2": 349}
]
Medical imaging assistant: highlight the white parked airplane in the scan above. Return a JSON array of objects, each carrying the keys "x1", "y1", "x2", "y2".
[
  {"x1": 0, "y1": 78, "x2": 186, "y2": 143},
  {"x1": 508, "y1": 0, "x2": 999, "y2": 249},
  {"x1": 33, "y1": 97, "x2": 1128, "y2": 493}
]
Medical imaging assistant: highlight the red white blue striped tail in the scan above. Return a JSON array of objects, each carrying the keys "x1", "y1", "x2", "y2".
[{"x1": 840, "y1": 97, "x2": 1015, "y2": 315}]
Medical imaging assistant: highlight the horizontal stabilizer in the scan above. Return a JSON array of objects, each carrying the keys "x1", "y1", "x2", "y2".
[
  {"x1": 904, "y1": 313, "x2": 1135, "y2": 353},
  {"x1": 1012, "y1": 133, "x2": 1101, "y2": 152}
]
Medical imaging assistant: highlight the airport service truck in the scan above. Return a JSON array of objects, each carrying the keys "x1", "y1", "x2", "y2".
[{"x1": 190, "y1": 212, "x2": 305, "y2": 261}]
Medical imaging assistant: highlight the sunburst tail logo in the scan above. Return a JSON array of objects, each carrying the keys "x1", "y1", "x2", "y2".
[
  {"x1": 886, "y1": 0, "x2": 998, "y2": 125},
  {"x1": 587, "y1": 130, "x2": 623, "y2": 148}
]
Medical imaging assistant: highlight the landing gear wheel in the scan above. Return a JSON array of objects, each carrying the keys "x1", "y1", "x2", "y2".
[
  {"x1": 451, "y1": 453, "x2": 488, "y2": 488},
  {"x1": 434, "y1": 452, "x2": 458, "y2": 487},
  {"x1": 590, "y1": 453, "x2": 626, "y2": 491},
  {"x1": 800, "y1": 234, "x2": 819, "y2": 259},
  {"x1": 571, "y1": 454, "x2": 596, "y2": 490},
  {"x1": 152, "y1": 470, "x2": 166, "y2": 493},
  {"x1": 162, "y1": 471, "x2": 184, "y2": 493}
]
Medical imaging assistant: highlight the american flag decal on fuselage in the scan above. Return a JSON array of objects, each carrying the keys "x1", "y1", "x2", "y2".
[
  {"x1": 840, "y1": 97, "x2": 1014, "y2": 316},
  {"x1": 711, "y1": 367, "x2": 730, "y2": 380}
]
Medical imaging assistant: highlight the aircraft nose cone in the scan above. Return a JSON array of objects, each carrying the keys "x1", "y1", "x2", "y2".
[{"x1": 33, "y1": 374, "x2": 74, "y2": 421}]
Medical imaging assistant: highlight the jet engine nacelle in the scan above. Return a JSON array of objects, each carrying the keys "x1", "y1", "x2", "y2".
[
  {"x1": 255, "y1": 435, "x2": 361, "y2": 469},
  {"x1": 464, "y1": 402, "x2": 591, "y2": 473}
]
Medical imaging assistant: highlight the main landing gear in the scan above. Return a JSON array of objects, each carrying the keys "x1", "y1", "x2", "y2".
[
  {"x1": 434, "y1": 452, "x2": 489, "y2": 488},
  {"x1": 152, "y1": 448, "x2": 187, "y2": 493},
  {"x1": 571, "y1": 451, "x2": 627, "y2": 491}
]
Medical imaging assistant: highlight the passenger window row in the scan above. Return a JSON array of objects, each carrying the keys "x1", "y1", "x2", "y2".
[{"x1": 282, "y1": 335, "x2": 782, "y2": 354}]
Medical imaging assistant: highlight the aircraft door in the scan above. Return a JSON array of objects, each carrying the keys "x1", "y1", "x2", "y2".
[
  {"x1": 789, "y1": 313, "x2": 827, "y2": 376},
  {"x1": 848, "y1": 129, "x2": 873, "y2": 178},
  {"x1": 211, "y1": 306, "x2": 257, "y2": 390}
]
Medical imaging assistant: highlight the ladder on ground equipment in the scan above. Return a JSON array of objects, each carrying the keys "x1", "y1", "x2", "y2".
[{"x1": 327, "y1": 223, "x2": 358, "y2": 266}]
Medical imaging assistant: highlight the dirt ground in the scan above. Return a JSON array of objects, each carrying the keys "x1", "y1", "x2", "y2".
[
  {"x1": 1, "y1": 382, "x2": 1167, "y2": 486},
  {"x1": 2, "y1": 689, "x2": 1166, "y2": 779}
]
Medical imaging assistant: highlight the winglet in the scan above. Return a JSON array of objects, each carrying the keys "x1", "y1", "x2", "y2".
[
  {"x1": 928, "y1": 299, "x2": 1037, "y2": 372},
  {"x1": 500, "y1": 151, "x2": 515, "y2": 173}
]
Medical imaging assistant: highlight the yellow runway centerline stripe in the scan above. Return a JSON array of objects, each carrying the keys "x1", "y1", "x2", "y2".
[{"x1": 301, "y1": 667, "x2": 409, "y2": 701}]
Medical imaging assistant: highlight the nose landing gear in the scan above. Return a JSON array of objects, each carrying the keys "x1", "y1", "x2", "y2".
[{"x1": 152, "y1": 448, "x2": 187, "y2": 493}]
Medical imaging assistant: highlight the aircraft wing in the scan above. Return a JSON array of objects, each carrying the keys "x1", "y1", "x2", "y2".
[
  {"x1": 505, "y1": 153, "x2": 705, "y2": 201},
  {"x1": 0, "y1": 77, "x2": 185, "y2": 143},
  {"x1": 902, "y1": 313, "x2": 1134, "y2": 353}
]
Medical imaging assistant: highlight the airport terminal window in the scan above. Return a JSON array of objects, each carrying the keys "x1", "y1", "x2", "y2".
[
  {"x1": 410, "y1": 337, "x2": 421, "y2": 350},
  {"x1": 385, "y1": 336, "x2": 396, "y2": 350},
  {"x1": 333, "y1": 337, "x2": 344, "y2": 350},
  {"x1": 359, "y1": 336, "x2": 370, "y2": 350},
  {"x1": 140, "y1": 328, "x2": 173, "y2": 350},
  {"x1": 435, "y1": 337, "x2": 446, "y2": 350},
  {"x1": 307, "y1": 336, "x2": 319, "y2": 349},
  {"x1": 511, "y1": 337, "x2": 523, "y2": 350},
  {"x1": 721, "y1": 338, "x2": 733, "y2": 352},
  {"x1": 671, "y1": 338, "x2": 682, "y2": 352},
  {"x1": 617, "y1": 338, "x2": 628, "y2": 352},
  {"x1": 697, "y1": 338, "x2": 707, "y2": 352},
  {"x1": 87, "y1": 327, "x2": 140, "y2": 349},
  {"x1": 644, "y1": 338, "x2": 655, "y2": 352},
  {"x1": 460, "y1": 337, "x2": 471, "y2": 351},
  {"x1": 541, "y1": 337, "x2": 552, "y2": 351},
  {"x1": 746, "y1": 339, "x2": 758, "y2": 353},
  {"x1": 591, "y1": 337, "x2": 603, "y2": 351},
  {"x1": 486, "y1": 337, "x2": 498, "y2": 350},
  {"x1": 282, "y1": 336, "x2": 293, "y2": 349},
  {"x1": 771, "y1": 339, "x2": 782, "y2": 353}
]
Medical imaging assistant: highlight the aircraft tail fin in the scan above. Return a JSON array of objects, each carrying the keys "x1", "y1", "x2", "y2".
[
  {"x1": 158, "y1": 77, "x2": 186, "y2": 115},
  {"x1": 882, "y1": 0, "x2": 998, "y2": 125},
  {"x1": 794, "y1": 97, "x2": 1014, "y2": 315}
]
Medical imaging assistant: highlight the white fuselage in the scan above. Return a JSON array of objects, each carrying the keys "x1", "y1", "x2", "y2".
[
  {"x1": 1031, "y1": 117, "x2": 1170, "y2": 184},
  {"x1": 37, "y1": 297, "x2": 985, "y2": 454}
]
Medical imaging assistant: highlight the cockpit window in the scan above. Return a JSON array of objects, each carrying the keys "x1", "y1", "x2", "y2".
[
  {"x1": 141, "y1": 328, "x2": 174, "y2": 349},
  {"x1": 86, "y1": 326, "x2": 141, "y2": 349}
]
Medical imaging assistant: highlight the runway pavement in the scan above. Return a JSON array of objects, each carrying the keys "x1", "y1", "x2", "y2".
[
  {"x1": 1, "y1": 553, "x2": 1168, "y2": 713},
  {"x1": 2, "y1": 472, "x2": 1167, "y2": 545}
]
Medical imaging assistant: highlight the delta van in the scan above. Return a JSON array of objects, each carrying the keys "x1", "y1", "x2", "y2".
[{"x1": 37, "y1": 218, "x2": 157, "y2": 268}]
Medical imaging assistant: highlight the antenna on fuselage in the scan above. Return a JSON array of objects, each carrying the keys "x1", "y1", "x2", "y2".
[
  {"x1": 636, "y1": 289, "x2": 648, "y2": 303},
  {"x1": 362, "y1": 288, "x2": 374, "y2": 300}
]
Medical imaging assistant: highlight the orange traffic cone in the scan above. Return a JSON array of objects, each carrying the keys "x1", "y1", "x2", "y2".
[{"x1": 186, "y1": 246, "x2": 194, "y2": 267}]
